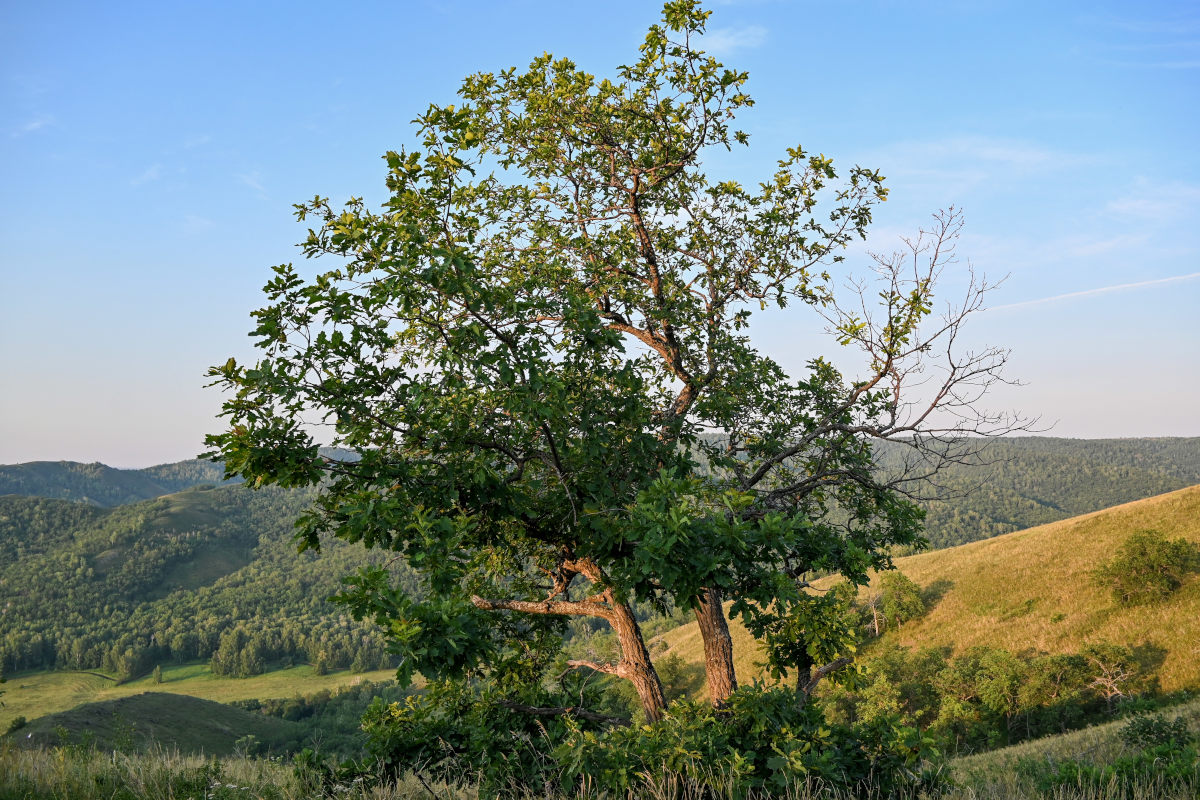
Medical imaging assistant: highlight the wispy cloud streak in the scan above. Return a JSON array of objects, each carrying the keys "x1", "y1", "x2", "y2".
[
  {"x1": 701, "y1": 25, "x2": 766, "y2": 55},
  {"x1": 987, "y1": 272, "x2": 1200, "y2": 312}
]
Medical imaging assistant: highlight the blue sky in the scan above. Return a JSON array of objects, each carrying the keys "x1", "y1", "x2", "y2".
[{"x1": 2, "y1": 0, "x2": 1197, "y2": 467}]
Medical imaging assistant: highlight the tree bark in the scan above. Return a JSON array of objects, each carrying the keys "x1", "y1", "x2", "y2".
[
  {"x1": 477, "y1": 557, "x2": 668, "y2": 723},
  {"x1": 797, "y1": 656, "x2": 853, "y2": 708},
  {"x1": 694, "y1": 587, "x2": 737, "y2": 707},
  {"x1": 607, "y1": 599, "x2": 668, "y2": 722}
]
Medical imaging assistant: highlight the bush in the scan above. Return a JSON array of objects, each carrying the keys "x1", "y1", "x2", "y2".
[
  {"x1": 559, "y1": 688, "x2": 945, "y2": 798},
  {"x1": 1120, "y1": 712, "x2": 1192, "y2": 750},
  {"x1": 364, "y1": 681, "x2": 945, "y2": 799},
  {"x1": 1093, "y1": 529, "x2": 1200, "y2": 605},
  {"x1": 5, "y1": 715, "x2": 26, "y2": 734}
]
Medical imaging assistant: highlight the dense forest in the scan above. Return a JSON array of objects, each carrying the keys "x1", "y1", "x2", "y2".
[
  {"x1": 0, "y1": 484, "x2": 409, "y2": 676},
  {"x1": 875, "y1": 437, "x2": 1200, "y2": 549}
]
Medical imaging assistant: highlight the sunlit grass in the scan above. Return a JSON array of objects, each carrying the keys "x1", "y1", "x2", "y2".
[
  {"x1": 0, "y1": 662, "x2": 396, "y2": 733},
  {"x1": 657, "y1": 485, "x2": 1200, "y2": 693}
]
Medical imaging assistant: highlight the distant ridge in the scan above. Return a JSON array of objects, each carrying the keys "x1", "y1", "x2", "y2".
[
  {"x1": 0, "y1": 459, "x2": 238, "y2": 507},
  {"x1": 0, "y1": 447, "x2": 364, "y2": 507}
]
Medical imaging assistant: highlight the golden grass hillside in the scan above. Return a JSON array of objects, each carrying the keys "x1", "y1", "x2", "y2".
[{"x1": 656, "y1": 484, "x2": 1200, "y2": 692}]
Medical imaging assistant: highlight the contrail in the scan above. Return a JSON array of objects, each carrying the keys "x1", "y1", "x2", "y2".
[{"x1": 986, "y1": 271, "x2": 1200, "y2": 312}]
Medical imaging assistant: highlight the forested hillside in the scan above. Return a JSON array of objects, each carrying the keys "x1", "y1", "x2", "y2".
[
  {"x1": 0, "y1": 484, "x2": 413, "y2": 677},
  {"x1": 0, "y1": 458, "x2": 237, "y2": 507},
  {"x1": 877, "y1": 437, "x2": 1200, "y2": 549},
  {"x1": 2, "y1": 438, "x2": 1196, "y2": 683}
]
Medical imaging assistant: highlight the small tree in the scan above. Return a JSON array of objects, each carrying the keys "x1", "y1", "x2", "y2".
[
  {"x1": 1083, "y1": 642, "x2": 1153, "y2": 712},
  {"x1": 1093, "y1": 529, "x2": 1200, "y2": 606},
  {"x1": 880, "y1": 571, "x2": 926, "y2": 631},
  {"x1": 207, "y1": 1, "x2": 1025, "y2": 792}
]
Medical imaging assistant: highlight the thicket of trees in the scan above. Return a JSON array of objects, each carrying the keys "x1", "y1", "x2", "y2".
[
  {"x1": 0, "y1": 487, "x2": 398, "y2": 678},
  {"x1": 825, "y1": 640, "x2": 1165, "y2": 754},
  {"x1": 1093, "y1": 529, "x2": 1200, "y2": 606}
]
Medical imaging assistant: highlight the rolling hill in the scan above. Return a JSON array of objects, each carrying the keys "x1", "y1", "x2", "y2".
[
  {"x1": 0, "y1": 482, "x2": 412, "y2": 679},
  {"x1": 872, "y1": 436, "x2": 1200, "y2": 549},
  {"x1": 657, "y1": 483, "x2": 1200, "y2": 691},
  {"x1": 5, "y1": 692, "x2": 306, "y2": 755}
]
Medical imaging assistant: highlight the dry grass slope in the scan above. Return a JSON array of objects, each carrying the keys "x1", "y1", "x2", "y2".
[{"x1": 655, "y1": 485, "x2": 1200, "y2": 692}]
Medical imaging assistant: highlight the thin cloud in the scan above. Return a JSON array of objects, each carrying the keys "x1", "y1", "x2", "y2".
[
  {"x1": 701, "y1": 25, "x2": 767, "y2": 56},
  {"x1": 238, "y1": 171, "x2": 266, "y2": 194},
  {"x1": 1081, "y1": 13, "x2": 1200, "y2": 69},
  {"x1": 986, "y1": 272, "x2": 1200, "y2": 312},
  {"x1": 10, "y1": 114, "x2": 54, "y2": 138},
  {"x1": 1107, "y1": 179, "x2": 1200, "y2": 220},
  {"x1": 131, "y1": 164, "x2": 163, "y2": 186}
]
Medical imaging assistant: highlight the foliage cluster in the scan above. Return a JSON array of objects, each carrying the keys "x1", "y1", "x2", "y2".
[
  {"x1": 1092, "y1": 529, "x2": 1200, "y2": 606},
  {"x1": 359, "y1": 681, "x2": 942, "y2": 798},
  {"x1": 825, "y1": 641, "x2": 1163, "y2": 756}
]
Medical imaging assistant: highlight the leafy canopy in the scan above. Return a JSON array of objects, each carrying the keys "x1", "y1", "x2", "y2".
[{"x1": 206, "y1": 0, "x2": 1016, "y2": 792}]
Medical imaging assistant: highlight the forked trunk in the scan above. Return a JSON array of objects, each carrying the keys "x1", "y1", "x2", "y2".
[
  {"x1": 609, "y1": 600, "x2": 668, "y2": 722},
  {"x1": 694, "y1": 586, "x2": 737, "y2": 707}
]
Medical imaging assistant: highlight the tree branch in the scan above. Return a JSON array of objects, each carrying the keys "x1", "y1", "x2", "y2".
[
  {"x1": 470, "y1": 595, "x2": 613, "y2": 620},
  {"x1": 566, "y1": 659, "x2": 622, "y2": 676}
]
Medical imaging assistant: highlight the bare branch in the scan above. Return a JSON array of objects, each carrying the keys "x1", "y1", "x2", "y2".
[{"x1": 470, "y1": 595, "x2": 613, "y2": 621}]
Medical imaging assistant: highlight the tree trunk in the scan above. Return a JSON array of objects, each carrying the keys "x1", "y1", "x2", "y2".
[
  {"x1": 694, "y1": 587, "x2": 737, "y2": 707},
  {"x1": 608, "y1": 600, "x2": 668, "y2": 722}
]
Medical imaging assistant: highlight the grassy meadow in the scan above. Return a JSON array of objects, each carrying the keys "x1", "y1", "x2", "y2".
[{"x1": 0, "y1": 663, "x2": 396, "y2": 736}]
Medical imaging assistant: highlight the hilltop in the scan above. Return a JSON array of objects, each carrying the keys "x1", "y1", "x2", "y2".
[
  {"x1": 657, "y1": 483, "x2": 1200, "y2": 691},
  {"x1": 0, "y1": 458, "x2": 237, "y2": 507},
  {"x1": 857, "y1": 483, "x2": 1200, "y2": 690}
]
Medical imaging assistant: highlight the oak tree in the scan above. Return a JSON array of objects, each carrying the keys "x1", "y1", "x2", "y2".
[{"x1": 207, "y1": 0, "x2": 1023, "y2": 779}]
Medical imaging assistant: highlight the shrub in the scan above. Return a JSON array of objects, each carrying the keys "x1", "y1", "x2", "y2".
[
  {"x1": 559, "y1": 688, "x2": 945, "y2": 798},
  {"x1": 1120, "y1": 712, "x2": 1192, "y2": 750},
  {"x1": 364, "y1": 680, "x2": 945, "y2": 799},
  {"x1": 1093, "y1": 529, "x2": 1200, "y2": 605}
]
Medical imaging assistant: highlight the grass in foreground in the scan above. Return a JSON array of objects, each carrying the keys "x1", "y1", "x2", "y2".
[{"x1": 2, "y1": 738, "x2": 1196, "y2": 800}]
